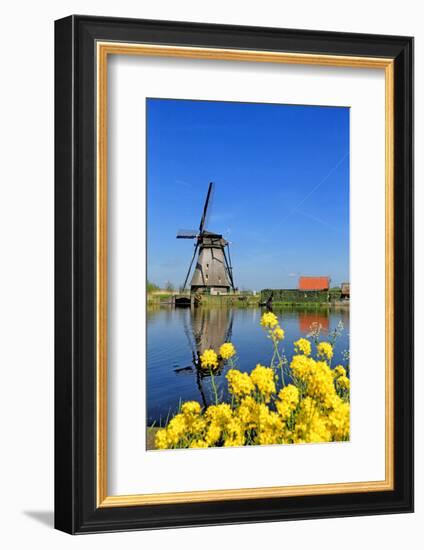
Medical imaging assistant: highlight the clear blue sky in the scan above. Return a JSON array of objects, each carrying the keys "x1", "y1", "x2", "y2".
[{"x1": 147, "y1": 98, "x2": 349, "y2": 290}]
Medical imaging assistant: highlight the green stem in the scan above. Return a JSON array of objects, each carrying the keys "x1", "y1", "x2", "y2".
[
  {"x1": 273, "y1": 341, "x2": 285, "y2": 387},
  {"x1": 209, "y1": 368, "x2": 219, "y2": 405},
  {"x1": 270, "y1": 347, "x2": 277, "y2": 369},
  {"x1": 279, "y1": 362, "x2": 285, "y2": 388}
]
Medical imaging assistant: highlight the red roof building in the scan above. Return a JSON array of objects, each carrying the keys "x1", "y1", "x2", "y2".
[{"x1": 298, "y1": 276, "x2": 330, "y2": 291}]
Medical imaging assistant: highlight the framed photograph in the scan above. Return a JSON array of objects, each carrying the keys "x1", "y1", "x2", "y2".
[{"x1": 54, "y1": 15, "x2": 413, "y2": 533}]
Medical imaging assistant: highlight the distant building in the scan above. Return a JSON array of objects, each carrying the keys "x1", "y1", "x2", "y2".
[
  {"x1": 341, "y1": 282, "x2": 350, "y2": 298},
  {"x1": 298, "y1": 276, "x2": 330, "y2": 291}
]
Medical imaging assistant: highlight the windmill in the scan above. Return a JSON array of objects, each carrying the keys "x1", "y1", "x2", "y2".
[{"x1": 177, "y1": 182, "x2": 235, "y2": 294}]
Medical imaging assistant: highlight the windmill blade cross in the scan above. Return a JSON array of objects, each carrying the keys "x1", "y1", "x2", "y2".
[
  {"x1": 176, "y1": 229, "x2": 198, "y2": 239},
  {"x1": 182, "y1": 242, "x2": 199, "y2": 290},
  {"x1": 223, "y1": 243, "x2": 235, "y2": 291},
  {"x1": 198, "y1": 181, "x2": 214, "y2": 234}
]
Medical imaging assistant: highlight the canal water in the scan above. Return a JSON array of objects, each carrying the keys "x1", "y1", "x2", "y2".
[{"x1": 147, "y1": 306, "x2": 349, "y2": 426}]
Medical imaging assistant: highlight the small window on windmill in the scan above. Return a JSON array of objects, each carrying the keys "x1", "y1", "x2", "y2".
[
  {"x1": 206, "y1": 263, "x2": 209, "y2": 269},
  {"x1": 205, "y1": 273, "x2": 208, "y2": 281}
]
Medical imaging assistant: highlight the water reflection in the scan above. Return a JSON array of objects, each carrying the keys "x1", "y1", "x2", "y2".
[
  {"x1": 191, "y1": 307, "x2": 234, "y2": 355},
  {"x1": 298, "y1": 310, "x2": 330, "y2": 333},
  {"x1": 173, "y1": 308, "x2": 234, "y2": 409},
  {"x1": 146, "y1": 306, "x2": 349, "y2": 425}
]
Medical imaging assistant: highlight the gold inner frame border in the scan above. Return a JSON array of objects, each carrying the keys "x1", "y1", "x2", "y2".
[{"x1": 96, "y1": 42, "x2": 394, "y2": 508}]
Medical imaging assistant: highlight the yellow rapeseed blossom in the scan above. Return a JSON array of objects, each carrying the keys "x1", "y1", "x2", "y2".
[
  {"x1": 184, "y1": 415, "x2": 207, "y2": 434},
  {"x1": 205, "y1": 403, "x2": 233, "y2": 426},
  {"x1": 290, "y1": 355, "x2": 336, "y2": 407},
  {"x1": 205, "y1": 423, "x2": 222, "y2": 446},
  {"x1": 223, "y1": 417, "x2": 245, "y2": 447},
  {"x1": 294, "y1": 337, "x2": 311, "y2": 356},
  {"x1": 219, "y1": 342, "x2": 236, "y2": 360},
  {"x1": 333, "y1": 365, "x2": 346, "y2": 378},
  {"x1": 326, "y1": 396, "x2": 350, "y2": 440},
  {"x1": 227, "y1": 369, "x2": 254, "y2": 398},
  {"x1": 306, "y1": 361, "x2": 336, "y2": 407},
  {"x1": 272, "y1": 326, "x2": 285, "y2": 341},
  {"x1": 166, "y1": 413, "x2": 187, "y2": 446},
  {"x1": 337, "y1": 375, "x2": 350, "y2": 391},
  {"x1": 181, "y1": 401, "x2": 201, "y2": 415},
  {"x1": 155, "y1": 428, "x2": 169, "y2": 450},
  {"x1": 280, "y1": 384, "x2": 299, "y2": 405},
  {"x1": 260, "y1": 311, "x2": 279, "y2": 329},
  {"x1": 236, "y1": 396, "x2": 258, "y2": 429},
  {"x1": 317, "y1": 341, "x2": 333, "y2": 361},
  {"x1": 199, "y1": 348, "x2": 218, "y2": 369},
  {"x1": 189, "y1": 439, "x2": 209, "y2": 448},
  {"x1": 276, "y1": 384, "x2": 299, "y2": 421},
  {"x1": 256, "y1": 403, "x2": 283, "y2": 445},
  {"x1": 291, "y1": 397, "x2": 332, "y2": 443},
  {"x1": 250, "y1": 364, "x2": 276, "y2": 402},
  {"x1": 290, "y1": 354, "x2": 315, "y2": 380},
  {"x1": 309, "y1": 414, "x2": 332, "y2": 443}
]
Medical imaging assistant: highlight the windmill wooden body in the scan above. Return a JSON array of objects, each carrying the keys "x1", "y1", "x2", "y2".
[{"x1": 177, "y1": 183, "x2": 235, "y2": 294}]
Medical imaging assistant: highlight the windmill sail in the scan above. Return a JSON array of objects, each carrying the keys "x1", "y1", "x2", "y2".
[
  {"x1": 199, "y1": 182, "x2": 214, "y2": 233},
  {"x1": 176, "y1": 229, "x2": 198, "y2": 239}
]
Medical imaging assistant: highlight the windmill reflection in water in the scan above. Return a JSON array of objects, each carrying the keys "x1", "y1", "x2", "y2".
[{"x1": 173, "y1": 307, "x2": 234, "y2": 409}]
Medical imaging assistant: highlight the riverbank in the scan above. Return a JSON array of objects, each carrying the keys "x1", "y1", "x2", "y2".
[
  {"x1": 148, "y1": 293, "x2": 260, "y2": 307},
  {"x1": 147, "y1": 292, "x2": 349, "y2": 308},
  {"x1": 147, "y1": 427, "x2": 159, "y2": 450}
]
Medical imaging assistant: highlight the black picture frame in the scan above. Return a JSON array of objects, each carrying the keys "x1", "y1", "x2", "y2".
[{"x1": 55, "y1": 15, "x2": 414, "y2": 534}]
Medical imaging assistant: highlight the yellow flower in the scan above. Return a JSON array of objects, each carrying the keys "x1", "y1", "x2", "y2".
[
  {"x1": 155, "y1": 429, "x2": 169, "y2": 449},
  {"x1": 223, "y1": 417, "x2": 245, "y2": 447},
  {"x1": 290, "y1": 354, "x2": 315, "y2": 380},
  {"x1": 180, "y1": 401, "x2": 204, "y2": 435},
  {"x1": 309, "y1": 415, "x2": 332, "y2": 443},
  {"x1": 236, "y1": 396, "x2": 258, "y2": 429},
  {"x1": 189, "y1": 439, "x2": 209, "y2": 448},
  {"x1": 256, "y1": 404, "x2": 283, "y2": 445},
  {"x1": 291, "y1": 397, "x2": 332, "y2": 443},
  {"x1": 165, "y1": 413, "x2": 187, "y2": 446},
  {"x1": 294, "y1": 337, "x2": 311, "y2": 356},
  {"x1": 333, "y1": 365, "x2": 346, "y2": 378},
  {"x1": 276, "y1": 384, "x2": 299, "y2": 420},
  {"x1": 181, "y1": 401, "x2": 201, "y2": 415},
  {"x1": 337, "y1": 375, "x2": 350, "y2": 391},
  {"x1": 307, "y1": 361, "x2": 336, "y2": 406},
  {"x1": 260, "y1": 311, "x2": 279, "y2": 329},
  {"x1": 280, "y1": 384, "x2": 299, "y2": 405},
  {"x1": 219, "y1": 342, "x2": 236, "y2": 360},
  {"x1": 199, "y1": 348, "x2": 218, "y2": 369},
  {"x1": 250, "y1": 364, "x2": 276, "y2": 402},
  {"x1": 184, "y1": 414, "x2": 207, "y2": 434},
  {"x1": 273, "y1": 326, "x2": 285, "y2": 341},
  {"x1": 205, "y1": 403, "x2": 232, "y2": 426},
  {"x1": 227, "y1": 369, "x2": 254, "y2": 398},
  {"x1": 326, "y1": 396, "x2": 350, "y2": 440},
  {"x1": 317, "y1": 342, "x2": 333, "y2": 361},
  {"x1": 291, "y1": 356, "x2": 336, "y2": 407},
  {"x1": 205, "y1": 423, "x2": 222, "y2": 445}
]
